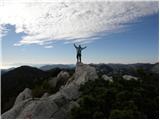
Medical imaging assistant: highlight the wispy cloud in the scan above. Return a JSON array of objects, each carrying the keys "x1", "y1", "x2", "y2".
[
  {"x1": 0, "y1": 1, "x2": 158, "y2": 46},
  {"x1": 0, "y1": 25, "x2": 9, "y2": 39},
  {"x1": 44, "y1": 45, "x2": 53, "y2": 48}
]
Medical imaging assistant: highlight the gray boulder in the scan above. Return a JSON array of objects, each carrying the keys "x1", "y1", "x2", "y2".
[
  {"x1": 56, "y1": 71, "x2": 70, "y2": 88},
  {"x1": 48, "y1": 71, "x2": 70, "y2": 88},
  {"x1": 102, "y1": 74, "x2": 113, "y2": 82},
  {"x1": 17, "y1": 99, "x2": 58, "y2": 119},
  {"x1": 57, "y1": 71, "x2": 70, "y2": 81},
  {"x1": 123, "y1": 75, "x2": 138, "y2": 80},
  {"x1": 14, "y1": 88, "x2": 32, "y2": 106},
  {"x1": 73, "y1": 62, "x2": 98, "y2": 85},
  {"x1": 40, "y1": 92, "x2": 50, "y2": 99}
]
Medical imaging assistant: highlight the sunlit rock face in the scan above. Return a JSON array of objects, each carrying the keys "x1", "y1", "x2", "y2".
[
  {"x1": 14, "y1": 88, "x2": 32, "y2": 106},
  {"x1": 48, "y1": 71, "x2": 70, "y2": 88},
  {"x1": 2, "y1": 63, "x2": 98, "y2": 119},
  {"x1": 102, "y1": 74, "x2": 113, "y2": 82},
  {"x1": 123, "y1": 75, "x2": 138, "y2": 81}
]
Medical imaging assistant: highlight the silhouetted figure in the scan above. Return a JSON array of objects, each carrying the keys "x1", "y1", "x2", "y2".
[{"x1": 74, "y1": 44, "x2": 87, "y2": 63}]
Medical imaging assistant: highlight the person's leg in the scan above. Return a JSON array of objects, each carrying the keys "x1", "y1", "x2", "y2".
[
  {"x1": 77, "y1": 54, "x2": 79, "y2": 62},
  {"x1": 80, "y1": 55, "x2": 81, "y2": 63}
]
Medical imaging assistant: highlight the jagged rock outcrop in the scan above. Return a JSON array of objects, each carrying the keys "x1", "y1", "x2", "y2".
[
  {"x1": 102, "y1": 74, "x2": 113, "y2": 82},
  {"x1": 14, "y1": 88, "x2": 32, "y2": 106},
  {"x1": 57, "y1": 71, "x2": 70, "y2": 81},
  {"x1": 56, "y1": 71, "x2": 70, "y2": 89},
  {"x1": 40, "y1": 93, "x2": 50, "y2": 99},
  {"x1": 2, "y1": 63, "x2": 98, "y2": 119},
  {"x1": 48, "y1": 71, "x2": 70, "y2": 88},
  {"x1": 123, "y1": 75, "x2": 138, "y2": 80}
]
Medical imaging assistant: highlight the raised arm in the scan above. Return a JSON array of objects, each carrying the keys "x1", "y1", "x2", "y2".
[
  {"x1": 74, "y1": 43, "x2": 78, "y2": 49},
  {"x1": 82, "y1": 46, "x2": 87, "y2": 50}
]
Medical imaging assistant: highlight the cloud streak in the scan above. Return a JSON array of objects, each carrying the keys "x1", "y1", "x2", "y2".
[
  {"x1": 0, "y1": 1, "x2": 158, "y2": 46},
  {"x1": 44, "y1": 45, "x2": 53, "y2": 48}
]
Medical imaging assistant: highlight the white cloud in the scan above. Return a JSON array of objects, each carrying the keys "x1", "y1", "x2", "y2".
[
  {"x1": 0, "y1": 1, "x2": 158, "y2": 46},
  {"x1": 44, "y1": 45, "x2": 53, "y2": 48},
  {"x1": 0, "y1": 25, "x2": 9, "y2": 39}
]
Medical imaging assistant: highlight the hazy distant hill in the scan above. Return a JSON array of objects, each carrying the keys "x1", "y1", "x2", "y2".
[
  {"x1": 91, "y1": 63, "x2": 158, "y2": 76},
  {"x1": 1, "y1": 69, "x2": 7, "y2": 75},
  {"x1": 40, "y1": 64, "x2": 75, "y2": 71},
  {"x1": 151, "y1": 63, "x2": 159, "y2": 73},
  {"x1": 1, "y1": 68, "x2": 15, "y2": 75}
]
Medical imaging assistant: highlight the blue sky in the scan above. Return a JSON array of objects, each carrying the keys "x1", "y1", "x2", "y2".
[
  {"x1": 2, "y1": 13, "x2": 158, "y2": 67},
  {"x1": 0, "y1": 1, "x2": 159, "y2": 68}
]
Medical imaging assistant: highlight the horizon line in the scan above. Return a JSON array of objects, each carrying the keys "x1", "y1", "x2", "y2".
[{"x1": 0, "y1": 61, "x2": 158, "y2": 69}]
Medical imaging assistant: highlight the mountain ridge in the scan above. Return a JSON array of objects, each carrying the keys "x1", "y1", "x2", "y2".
[
  {"x1": 2, "y1": 62, "x2": 98, "y2": 118},
  {"x1": 1, "y1": 62, "x2": 158, "y2": 115}
]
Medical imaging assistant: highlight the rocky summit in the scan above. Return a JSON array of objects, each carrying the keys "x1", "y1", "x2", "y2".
[{"x1": 2, "y1": 63, "x2": 98, "y2": 119}]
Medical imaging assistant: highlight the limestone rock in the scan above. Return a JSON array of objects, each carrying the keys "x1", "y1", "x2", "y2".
[
  {"x1": 74, "y1": 62, "x2": 98, "y2": 85},
  {"x1": 14, "y1": 88, "x2": 32, "y2": 105},
  {"x1": 17, "y1": 99, "x2": 58, "y2": 119},
  {"x1": 60, "y1": 62, "x2": 98, "y2": 100},
  {"x1": 40, "y1": 92, "x2": 49, "y2": 99},
  {"x1": 48, "y1": 71, "x2": 70, "y2": 88},
  {"x1": 56, "y1": 71, "x2": 70, "y2": 88},
  {"x1": 66, "y1": 73, "x2": 75, "y2": 85},
  {"x1": 2, "y1": 98, "x2": 33, "y2": 119},
  {"x1": 123, "y1": 75, "x2": 138, "y2": 80},
  {"x1": 102, "y1": 74, "x2": 113, "y2": 82},
  {"x1": 57, "y1": 71, "x2": 70, "y2": 81}
]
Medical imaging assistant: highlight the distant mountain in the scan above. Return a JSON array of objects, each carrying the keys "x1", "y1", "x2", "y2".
[
  {"x1": 1, "y1": 69, "x2": 7, "y2": 75},
  {"x1": 1, "y1": 67, "x2": 15, "y2": 75},
  {"x1": 91, "y1": 63, "x2": 158, "y2": 76},
  {"x1": 151, "y1": 63, "x2": 159, "y2": 73},
  {"x1": 40, "y1": 64, "x2": 75, "y2": 71},
  {"x1": 1, "y1": 66, "x2": 48, "y2": 113}
]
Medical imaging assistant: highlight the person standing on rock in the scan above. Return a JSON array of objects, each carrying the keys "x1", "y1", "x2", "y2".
[{"x1": 74, "y1": 44, "x2": 87, "y2": 63}]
